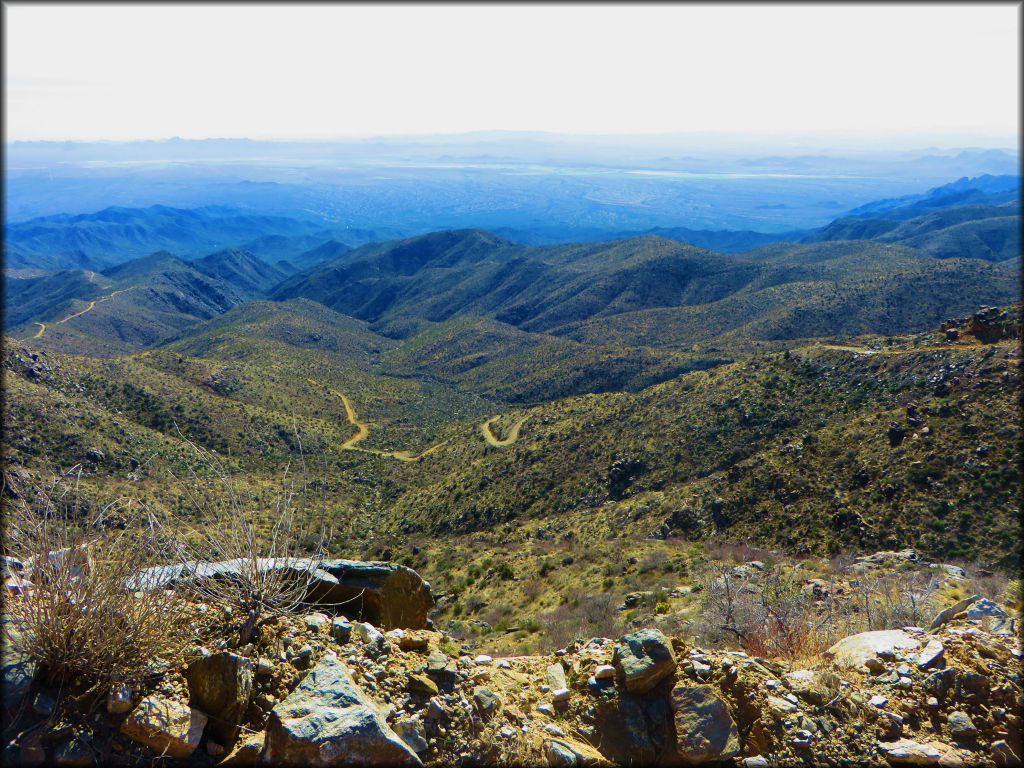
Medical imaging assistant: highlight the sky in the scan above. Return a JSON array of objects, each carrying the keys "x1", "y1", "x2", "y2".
[{"x1": 3, "y1": 3, "x2": 1020, "y2": 143}]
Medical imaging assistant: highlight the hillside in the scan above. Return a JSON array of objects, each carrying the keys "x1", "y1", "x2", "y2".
[
  {"x1": 4, "y1": 251, "x2": 255, "y2": 354},
  {"x1": 5, "y1": 306, "x2": 1019, "y2": 574},
  {"x1": 273, "y1": 231, "x2": 1017, "y2": 348},
  {"x1": 190, "y1": 248, "x2": 291, "y2": 299},
  {"x1": 805, "y1": 202, "x2": 1020, "y2": 262},
  {"x1": 2, "y1": 205, "x2": 330, "y2": 269}
]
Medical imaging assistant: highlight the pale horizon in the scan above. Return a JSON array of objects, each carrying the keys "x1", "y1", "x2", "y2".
[{"x1": 4, "y1": 4, "x2": 1020, "y2": 143}]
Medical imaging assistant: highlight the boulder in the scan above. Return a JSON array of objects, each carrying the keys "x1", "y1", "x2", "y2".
[
  {"x1": 612, "y1": 629, "x2": 677, "y2": 693},
  {"x1": 544, "y1": 738, "x2": 610, "y2": 767},
  {"x1": 546, "y1": 662, "x2": 568, "y2": 690},
  {"x1": 353, "y1": 622, "x2": 391, "y2": 658},
  {"x1": 825, "y1": 630, "x2": 921, "y2": 672},
  {"x1": 407, "y1": 674, "x2": 439, "y2": 697},
  {"x1": 398, "y1": 631, "x2": 431, "y2": 652},
  {"x1": 393, "y1": 717, "x2": 428, "y2": 754},
  {"x1": 129, "y1": 558, "x2": 433, "y2": 629},
  {"x1": 473, "y1": 686, "x2": 500, "y2": 717},
  {"x1": 917, "y1": 639, "x2": 945, "y2": 670},
  {"x1": 119, "y1": 695, "x2": 208, "y2": 759},
  {"x1": 608, "y1": 695, "x2": 673, "y2": 765},
  {"x1": 424, "y1": 650, "x2": 458, "y2": 681},
  {"x1": 880, "y1": 738, "x2": 942, "y2": 765},
  {"x1": 671, "y1": 684, "x2": 740, "y2": 764},
  {"x1": 331, "y1": 617, "x2": 353, "y2": 643},
  {"x1": 929, "y1": 595, "x2": 979, "y2": 632},
  {"x1": 264, "y1": 654, "x2": 421, "y2": 766},
  {"x1": 947, "y1": 711, "x2": 976, "y2": 739},
  {"x1": 965, "y1": 598, "x2": 1014, "y2": 634},
  {"x1": 185, "y1": 651, "x2": 254, "y2": 746},
  {"x1": 783, "y1": 670, "x2": 827, "y2": 704}
]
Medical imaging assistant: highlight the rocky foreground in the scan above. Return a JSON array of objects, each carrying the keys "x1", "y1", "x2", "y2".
[{"x1": 2, "y1": 559, "x2": 1022, "y2": 767}]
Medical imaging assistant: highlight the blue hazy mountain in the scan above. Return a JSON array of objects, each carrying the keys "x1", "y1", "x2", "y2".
[{"x1": 5, "y1": 136, "x2": 1019, "y2": 245}]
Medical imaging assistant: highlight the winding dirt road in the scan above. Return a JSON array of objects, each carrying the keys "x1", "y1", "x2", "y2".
[
  {"x1": 28, "y1": 286, "x2": 139, "y2": 339},
  {"x1": 58, "y1": 301, "x2": 97, "y2": 324},
  {"x1": 480, "y1": 415, "x2": 528, "y2": 447},
  {"x1": 307, "y1": 377, "x2": 519, "y2": 460}
]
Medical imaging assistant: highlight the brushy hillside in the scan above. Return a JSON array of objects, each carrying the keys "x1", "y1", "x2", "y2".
[
  {"x1": 805, "y1": 202, "x2": 1020, "y2": 262},
  {"x1": 5, "y1": 307, "x2": 1019, "y2": 574}
]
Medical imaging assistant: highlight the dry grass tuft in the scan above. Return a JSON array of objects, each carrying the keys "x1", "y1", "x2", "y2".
[{"x1": 2, "y1": 475, "x2": 195, "y2": 694}]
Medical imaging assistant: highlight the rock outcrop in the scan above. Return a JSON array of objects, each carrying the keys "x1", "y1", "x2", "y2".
[
  {"x1": 129, "y1": 557, "x2": 434, "y2": 629},
  {"x1": 264, "y1": 653, "x2": 421, "y2": 766}
]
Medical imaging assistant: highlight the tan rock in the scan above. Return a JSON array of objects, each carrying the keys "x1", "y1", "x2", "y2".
[
  {"x1": 220, "y1": 731, "x2": 265, "y2": 766},
  {"x1": 119, "y1": 695, "x2": 207, "y2": 759},
  {"x1": 826, "y1": 631, "x2": 921, "y2": 671},
  {"x1": 671, "y1": 683, "x2": 740, "y2": 763},
  {"x1": 881, "y1": 738, "x2": 942, "y2": 765},
  {"x1": 544, "y1": 737, "x2": 610, "y2": 767}
]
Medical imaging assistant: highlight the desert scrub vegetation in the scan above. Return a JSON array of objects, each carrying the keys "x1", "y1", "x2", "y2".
[
  {"x1": 153, "y1": 432, "x2": 331, "y2": 645},
  {"x1": 2, "y1": 474, "x2": 196, "y2": 694}
]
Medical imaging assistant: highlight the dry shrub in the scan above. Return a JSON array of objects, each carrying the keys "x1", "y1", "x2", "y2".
[
  {"x1": 538, "y1": 591, "x2": 624, "y2": 651},
  {"x1": 848, "y1": 570, "x2": 941, "y2": 630},
  {"x1": 155, "y1": 432, "x2": 330, "y2": 645},
  {"x1": 2, "y1": 476, "x2": 194, "y2": 693},
  {"x1": 702, "y1": 539, "x2": 779, "y2": 566},
  {"x1": 696, "y1": 562, "x2": 836, "y2": 659}
]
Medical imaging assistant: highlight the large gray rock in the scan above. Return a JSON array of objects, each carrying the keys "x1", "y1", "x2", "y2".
[
  {"x1": 609, "y1": 695, "x2": 673, "y2": 765},
  {"x1": 129, "y1": 558, "x2": 433, "y2": 629},
  {"x1": 185, "y1": 651, "x2": 254, "y2": 746},
  {"x1": 671, "y1": 684, "x2": 740, "y2": 764},
  {"x1": 965, "y1": 598, "x2": 1014, "y2": 634},
  {"x1": 929, "y1": 595, "x2": 979, "y2": 631},
  {"x1": 264, "y1": 654, "x2": 421, "y2": 766},
  {"x1": 612, "y1": 629, "x2": 677, "y2": 693},
  {"x1": 120, "y1": 695, "x2": 208, "y2": 759},
  {"x1": 825, "y1": 630, "x2": 921, "y2": 672}
]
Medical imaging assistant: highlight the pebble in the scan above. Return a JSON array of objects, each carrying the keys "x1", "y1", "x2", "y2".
[
  {"x1": 537, "y1": 703, "x2": 555, "y2": 716},
  {"x1": 474, "y1": 654, "x2": 493, "y2": 665},
  {"x1": 551, "y1": 688, "x2": 571, "y2": 703},
  {"x1": 869, "y1": 694, "x2": 888, "y2": 707},
  {"x1": 594, "y1": 665, "x2": 615, "y2": 680}
]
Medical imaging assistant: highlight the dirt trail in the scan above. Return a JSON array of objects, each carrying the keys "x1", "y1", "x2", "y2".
[
  {"x1": 480, "y1": 415, "x2": 527, "y2": 447},
  {"x1": 818, "y1": 343, "x2": 983, "y2": 356},
  {"x1": 31, "y1": 323, "x2": 46, "y2": 339},
  {"x1": 307, "y1": 377, "x2": 455, "y2": 462},
  {"x1": 58, "y1": 301, "x2": 97, "y2": 324},
  {"x1": 53, "y1": 286, "x2": 137, "y2": 326}
]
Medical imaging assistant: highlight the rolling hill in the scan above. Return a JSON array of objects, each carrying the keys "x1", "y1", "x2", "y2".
[
  {"x1": 2, "y1": 205, "x2": 331, "y2": 270},
  {"x1": 272, "y1": 230, "x2": 1018, "y2": 347},
  {"x1": 804, "y1": 202, "x2": 1019, "y2": 262}
]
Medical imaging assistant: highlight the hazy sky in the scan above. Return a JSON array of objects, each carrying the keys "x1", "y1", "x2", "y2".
[{"x1": 4, "y1": 3, "x2": 1020, "y2": 142}]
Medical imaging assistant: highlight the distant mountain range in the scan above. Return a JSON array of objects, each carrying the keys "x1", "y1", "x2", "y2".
[{"x1": 5, "y1": 175, "x2": 1016, "y2": 273}]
